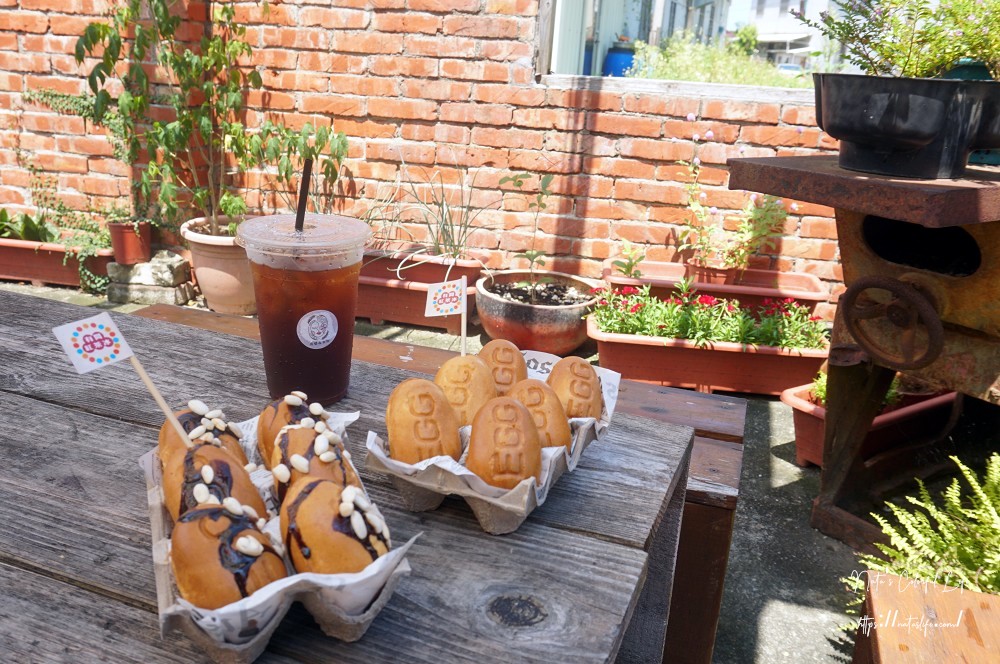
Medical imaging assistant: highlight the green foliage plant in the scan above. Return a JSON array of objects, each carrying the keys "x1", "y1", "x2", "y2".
[
  {"x1": 728, "y1": 24, "x2": 759, "y2": 57},
  {"x1": 810, "y1": 370, "x2": 901, "y2": 409},
  {"x1": 844, "y1": 453, "x2": 1000, "y2": 612},
  {"x1": 0, "y1": 209, "x2": 60, "y2": 243},
  {"x1": 793, "y1": 0, "x2": 1000, "y2": 78},
  {"x1": 591, "y1": 281, "x2": 828, "y2": 349},
  {"x1": 628, "y1": 33, "x2": 813, "y2": 88},
  {"x1": 500, "y1": 171, "x2": 554, "y2": 304},
  {"x1": 678, "y1": 131, "x2": 790, "y2": 273},
  {"x1": 77, "y1": 0, "x2": 343, "y2": 237},
  {"x1": 612, "y1": 240, "x2": 645, "y2": 279},
  {"x1": 361, "y1": 165, "x2": 511, "y2": 280}
]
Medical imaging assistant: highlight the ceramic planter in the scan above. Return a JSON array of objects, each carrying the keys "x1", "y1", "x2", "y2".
[
  {"x1": 358, "y1": 248, "x2": 482, "y2": 334},
  {"x1": 587, "y1": 316, "x2": 827, "y2": 395},
  {"x1": 108, "y1": 221, "x2": 152, "y2": 265},
  {"x1": 180, "y1": 217, "x2": 255, "y2": 315},
  {"x1": 477, "y1": 271, "x2": 598, "y2": 356},
  {"x1": 814, "y1": 73, "x2": 1000, "y2": 179},
  {"x1": 601, "y1": 259, "x2": 827, "y2": 315},
  {"x1": 0, "y1": 237, "x2": 113, "y2": 287},
  {"x1": 780, "y1": 383, "x2": 960, "y2": 468}
]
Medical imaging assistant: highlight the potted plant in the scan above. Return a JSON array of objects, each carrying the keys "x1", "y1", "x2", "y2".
[
  {"x1": 475, "y1": 173, "x2": 598, "y2": 355},
  {"x1": 77, "y1": 0, "x2": 345, "y2": 314},
  {"x1": 603, "y1": 141, "x2": 828, "y2": 313},
  {"x1": 587, "y1": 281, "x2": 829, "y2": 394},
  {"x1": 357, "y1": 166, "x2": 492, "y2": 334},
  {"x1": 0, "y1": 171, "x2": 115, "y2": 291},
  {"x1": 794, "y1": 0, "x2": 1000, "y2": 178},
  {"x1": 781, "y1": 371, "x2": 959, "y2": 468}
]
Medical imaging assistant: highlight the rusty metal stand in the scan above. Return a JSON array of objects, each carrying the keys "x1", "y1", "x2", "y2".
[{"x1": 728, "y1": 156, "x2": 1000, "y2": 550}]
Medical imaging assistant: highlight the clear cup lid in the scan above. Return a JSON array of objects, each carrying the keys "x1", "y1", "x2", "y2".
[{"x1": 236, "y1": 214, "x2": 371, "y2": 256}]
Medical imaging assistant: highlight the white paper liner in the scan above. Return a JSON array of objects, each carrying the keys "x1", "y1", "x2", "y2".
[
  {"x1": 140, "y1": 408, "x2": 415, "y2": 663},
  {"x1": 365, "y1": 351, "x2": 620, "y2": 534}
]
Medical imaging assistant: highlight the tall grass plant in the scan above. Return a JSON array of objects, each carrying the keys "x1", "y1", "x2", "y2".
[{"x1": 628, "y1": 34, "x2": 813, "y2": 88}]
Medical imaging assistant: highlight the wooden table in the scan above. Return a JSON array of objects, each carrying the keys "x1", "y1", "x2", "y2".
[
  {"x1": 137, "y1": 304, "x2": 748, "y2": 664},
  {"x1": 0, "y1": 290, "x2": 702, "y2": 662},
  {"x1": 852, "y1": 572, "x2": 1000, "y2": 663}
]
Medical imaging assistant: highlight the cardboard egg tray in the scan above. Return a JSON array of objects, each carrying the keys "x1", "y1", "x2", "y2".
[
  {"x1": 365, "y1": 353, "x2": 620, "y2": 535},
  {"x1": 139, "y1": 415, "x2": 417, "y2": 664}
]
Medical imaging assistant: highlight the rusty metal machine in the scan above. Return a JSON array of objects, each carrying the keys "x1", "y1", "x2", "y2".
[{"x1": 729, "y1": 155, "x2": 1000, "y2": 549}]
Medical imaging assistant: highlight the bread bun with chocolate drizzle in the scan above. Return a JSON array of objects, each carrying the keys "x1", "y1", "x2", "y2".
[
  {"x1": 546, "y1": 356, "x2": 603, "y2": 420},
  {"x1": 257, "y1": 391, "x2": 331, "y2": 468},
  {"x1": 466, "y1": 397, "x2": 542, "y2": 490},
  {"x1": 158, "y1": 399, "x2": 248, "y2": 470},
  {"x1": 269, "y1": 424, "x2": 362, "y2": 503},
  {"x1": 509, "y1": 379, "x2": 572, "y2": 451},
  {"x1": 280, "y1": 479, "x2": 391, "y2": 575},
  {"x1": 171, "y1": 504, "x2": 286, "y2": 610},
  {"x1": 478, "y1": 339, "x2": 528, "y2": 396},
  {"x1": 162, "y1": 443, "x2": 268, "y2": 523},
  {"x1": 433, "y1": 355, "x2": 497, "y2": 427},
  {"x1": 385, "y1": 378, "x2": 462, "y2": 464}
]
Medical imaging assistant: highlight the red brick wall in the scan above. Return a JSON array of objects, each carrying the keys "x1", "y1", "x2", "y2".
[{"x1": 0, "y1": 0, "x2": 842, "y2": 317}]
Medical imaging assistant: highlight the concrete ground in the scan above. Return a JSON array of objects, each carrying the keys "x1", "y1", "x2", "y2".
[{"x1": 0, "y1": 281, "x2": 918, "y2": 662}]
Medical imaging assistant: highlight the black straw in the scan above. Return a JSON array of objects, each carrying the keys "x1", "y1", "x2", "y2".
[{"x1": 295, "y1": 158, "x2": 313, "y2": 232}]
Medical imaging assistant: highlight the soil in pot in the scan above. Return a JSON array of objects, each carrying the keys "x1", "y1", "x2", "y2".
[{"x1": 487, "y1": 281, "x2": 594, "y2": 306}]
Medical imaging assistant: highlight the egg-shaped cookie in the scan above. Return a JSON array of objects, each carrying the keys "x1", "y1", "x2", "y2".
[
  {"x1": 433, "y1": 356, "x2": 498, "y2": 427},
  {"x1": 478, "y1": 339, "x2": 528, "y2": 396},
  {"x1": 466, "y1": 397, "x2": 542, "y2": 490},
  {"x1": 162, "y1": 442, "x2": 267, "y2": 523},
  {"x1": 386, "y1": 378, "x2": 462, "y2": 464},
  {"x1": 171, "y1": 505, "x2": 286, "y2": 609},
  {"x1": 509, "y1": 378, "x2": 572, "y2": 451},
  {"x1": 547, "y1": 356, "x2": 603, "y2": 420},
  {"x1": 281, "y1": 479, "x2": 391, "y2": 574}
]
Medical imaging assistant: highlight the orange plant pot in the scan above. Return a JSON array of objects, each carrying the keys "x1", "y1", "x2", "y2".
[
  {"x1": 780, "y1": 384, "x2": 960, "y2": 468},
  {"x1": 357, "y1": 248, "x2": 482, "y2": 335},
  {"x1": 601, "y1": 259, "x2": 828, "y2": 315},
  {"x1": 0, "y1": 237, "x2": 113, "y2": 287},
  {"x1": 587, "y1": 316, "x2": 828, "y2": 395}
]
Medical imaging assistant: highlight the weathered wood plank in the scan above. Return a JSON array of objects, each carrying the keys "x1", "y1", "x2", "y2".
[{"x1": 0, "y1": 563, "x2": 214, "y2": 663}]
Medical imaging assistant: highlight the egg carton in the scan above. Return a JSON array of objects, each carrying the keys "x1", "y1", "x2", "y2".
[
  {"x1": 139, "y1": 413, "x2": 417, "y2": 664},
  {"x1": 365, "y1": 353, "x2": 620, "y2": 535}
]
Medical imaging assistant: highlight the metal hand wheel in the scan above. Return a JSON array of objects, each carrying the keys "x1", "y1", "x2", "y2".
[{"x1": 841, "y1": 275, "x2": 944, "y2": 370}]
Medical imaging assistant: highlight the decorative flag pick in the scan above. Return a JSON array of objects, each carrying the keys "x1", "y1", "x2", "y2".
[
  {"x1": 425, "y1": 275, "x2": 468, "y2": 356},
  {"x1": 53, "y1": 312, "x2": 191, "y2": 446}
]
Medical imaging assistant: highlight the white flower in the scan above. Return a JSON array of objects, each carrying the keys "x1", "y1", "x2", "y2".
[
  {"x1": 686, "y1": 112, "x2": 697, "y2": 122},
  {"x1": 705, "y1": 130, "x2": 714, "y2": 140}
]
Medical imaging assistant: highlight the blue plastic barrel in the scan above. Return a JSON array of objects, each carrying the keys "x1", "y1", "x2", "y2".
[{"x1": 601, "y1": 45, "x2": 635, "y2": 77}]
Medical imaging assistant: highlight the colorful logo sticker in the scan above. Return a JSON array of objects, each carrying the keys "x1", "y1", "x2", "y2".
[
  {"x1": 53, "y1": 312, "x2": 134, "y2": 374},
  {"x1": 425, "y1": 277, "x2": 467, "y2": 317}
]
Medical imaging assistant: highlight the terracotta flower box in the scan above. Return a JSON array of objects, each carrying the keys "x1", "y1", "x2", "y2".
[
  {"x1": 358, "y1": 248, "x2": 482, "y2": 335},
  {"x1": 601, "y1": 258, "x2": 828, "y2": 315},
  {"x1": 0, "y1": 237, "x2": 114, "y2": 288},
  {"x1": 587, "y1": 316, "x2": 827, "y2": 395},
  {"x1": 780, "y1": 383, "x2": 960, "y2": 468}
]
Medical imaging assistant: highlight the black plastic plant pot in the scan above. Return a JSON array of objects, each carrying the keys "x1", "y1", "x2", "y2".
[{"x1": 814, "y1": 73, "x2": 1000, "y2": 179}]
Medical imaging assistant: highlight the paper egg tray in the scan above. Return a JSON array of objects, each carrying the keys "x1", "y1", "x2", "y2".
[
  {"x1": 139, "y1": 422, "x2": 415, "y2": 664},
  {"x1": 364, "y1": 358, "x2": 620, "y2": 535},
  {"x1": 366, "y1": 417, "x2": 603, "y2": 535}
]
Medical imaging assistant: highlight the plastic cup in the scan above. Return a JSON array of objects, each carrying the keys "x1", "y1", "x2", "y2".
[{"x1": 237, "y1": 214, "x2": 371, "y2": 404}]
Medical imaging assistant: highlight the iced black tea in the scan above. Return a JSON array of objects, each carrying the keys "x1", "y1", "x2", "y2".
[{"x1": 237, "y1": 214, "x2": 371, "y2": 405}]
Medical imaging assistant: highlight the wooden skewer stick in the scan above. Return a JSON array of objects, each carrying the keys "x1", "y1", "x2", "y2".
[{"x1": 130, "y1": 355, "x2": 192, "y2": 448}]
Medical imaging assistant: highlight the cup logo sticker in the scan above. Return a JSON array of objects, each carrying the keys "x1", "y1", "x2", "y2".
[{"x1": 296, "y1": 310, "x2": 338, "y2": 350}]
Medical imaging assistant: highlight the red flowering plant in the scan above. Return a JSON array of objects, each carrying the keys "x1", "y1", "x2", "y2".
[{"x1": 591, "y1": 280, "x2": 828, "y2": 350}]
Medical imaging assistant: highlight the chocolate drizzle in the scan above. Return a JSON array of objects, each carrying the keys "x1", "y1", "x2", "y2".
[
  {"x1": 178, "y1": 507, "x2": 279, "y2": 598},
  {"x1": 179, "y1": 446, "x2": 235, "y2": 517},
  {"x1": 284, "y1": 480, "x2": 387, "y2": 565}
]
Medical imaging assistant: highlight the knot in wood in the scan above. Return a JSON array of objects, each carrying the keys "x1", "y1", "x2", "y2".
[{"x1": 487, "y1": 595, "x2": 547, "y2": 627}]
